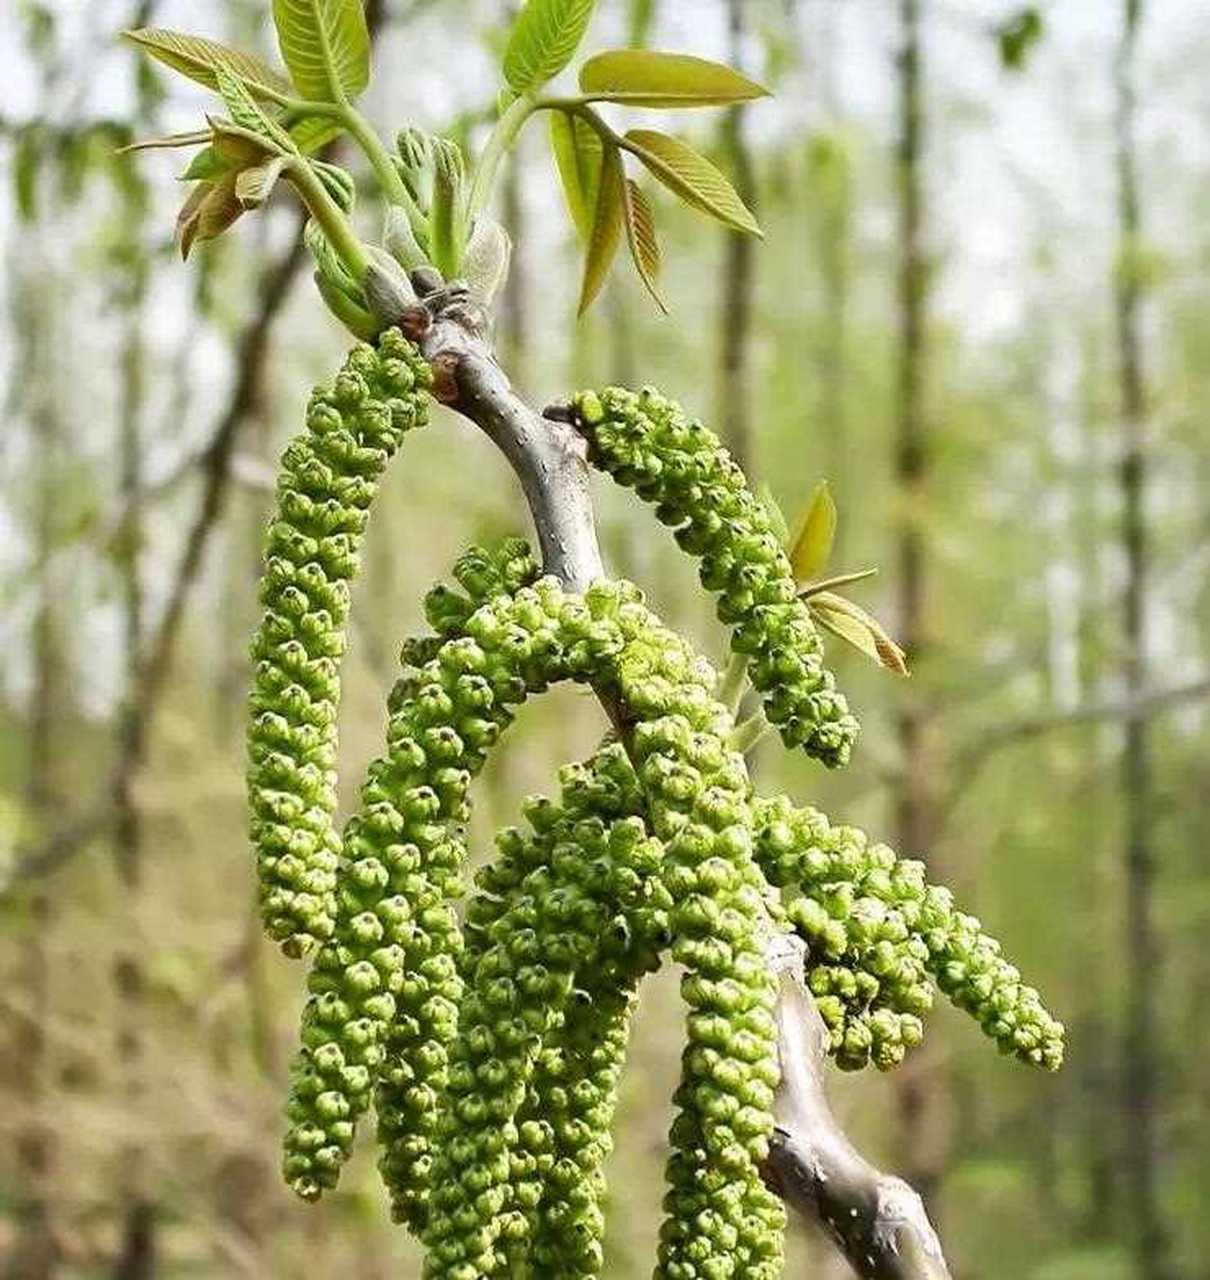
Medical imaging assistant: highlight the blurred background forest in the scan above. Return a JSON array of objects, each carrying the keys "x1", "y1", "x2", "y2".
[{"x1": 1, "y1": 0, "x2": 1208, "y2": 1277}]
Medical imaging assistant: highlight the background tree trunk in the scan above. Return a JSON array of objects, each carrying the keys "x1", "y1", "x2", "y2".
[
  {"x1": 1114, "y1": 3, "x2": 1169, "y2": 1276},
  {"x1": 716, "y1": 0, "x2": 758, "y2": 472},
  {"x1": 892, "y1": 0, "x2": 942, "y2": 1207}
]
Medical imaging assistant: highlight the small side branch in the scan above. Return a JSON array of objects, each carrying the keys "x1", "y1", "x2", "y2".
[
  {"x1": 764, "y1": 935, "x2": 952, "y2": 1280},
  {"x1": 412, "y1": 283, "x2": 950, "y2": 1280}
]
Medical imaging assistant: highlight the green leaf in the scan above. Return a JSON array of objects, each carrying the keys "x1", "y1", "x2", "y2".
[
  {"x1": 789, "y1": 480, "x2": 836, "y2": 582},
  {"x1": 578, "y1": 145, "x2": 624, "y2": 315},
  {"x1": 181, "y1": 145, "x2": 228, "y2": 181},
  {"x1": 290, "y1": 115, "x2": 346, "y2": 154},
  {"x1": 235, "y1": 156, "x2": 287, "y2": 207},
  {"x1": 579, "y1": 50, "x2": 769, "y2": 108},
  {"x1": 809, "y1": 591, "x2": 909, "y2": 677},
  {"x1": 623, "y1": 128, "x2": 761, "y2": 235},
  {"x1": 214, "y1": 66, "x2": 296, "y2": 152},
  {"x1": 177, "y1": 174, "x2": 245, "y2": 259},
  {"x1": 123, "y1": 28, "x2": 292, "y2": 102},
  {"x1": 429, "y1": 138, "x2": 468, "y2": 277},
  {"x1": 503, "y1": 0, "x2": 596, "y2": 95},
  {"x1": 620, "y1": 179, "x2": 665, "y2": 311},
  {"x1": 549, "y1": 110, "x2": 602, "y2": 244},
  {"x1": 997, "y1": 7, "x2": 1043, "y2": 71},
  {"x1": 271, "y1": 0, "x2": 370, "y2": 103},
  {"x1": 462, "y1": 217, "x2": 512, "y2": 308}
]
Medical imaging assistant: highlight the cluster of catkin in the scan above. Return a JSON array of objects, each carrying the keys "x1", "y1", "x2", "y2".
[{"x1": 246, "y1": 333, "x2": 1063, "y2": 1278}]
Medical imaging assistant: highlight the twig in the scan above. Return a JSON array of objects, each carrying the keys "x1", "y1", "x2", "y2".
[
  {"x1": 140, "y1": 219, "x2": 308, "y2": 706},
  {"x1": 409, "y1": 284, "x2": 948, "y2": 1280}
]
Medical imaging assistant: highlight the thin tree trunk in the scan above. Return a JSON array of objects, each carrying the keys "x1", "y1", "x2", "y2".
[
  {"x1": 1114, "y1": 4, "x2": 1169, "y2": 1276},
  {"x1": 810, "y1": 0, "x2": 851, "y2": 563},
  {"x1": 893, "y1": 0, "x2": 942, "y2": 1206},
  {"x1": 112, "y1": 211, "x2": 155, "y2": 1280},
  {"x1": 6, "y1": 289, "x2": 64, "y2": 1280},
  {"x1": 716, "y1": 0, "x2": 758, "y2": 472}
]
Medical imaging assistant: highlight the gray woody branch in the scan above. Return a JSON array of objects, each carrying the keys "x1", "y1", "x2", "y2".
[{"x1": 404, "y1": 281, "x2": 951, "y2": 1280}]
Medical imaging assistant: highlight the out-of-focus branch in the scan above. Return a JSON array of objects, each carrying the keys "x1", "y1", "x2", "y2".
[
  {"x1": 942, "y1": 675, "x2": 1210, "y2": 815},
  {"x1": 140, "y1": 219, "x2": 308, "y2": 706},
  {"x1": 763, "y1": 935, "x2": 951, "y2": 1280},
  {"x1": 403, "y1": 281, "x2": 948, "y2": 1280}
]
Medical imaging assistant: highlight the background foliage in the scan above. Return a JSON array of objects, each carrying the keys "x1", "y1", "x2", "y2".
[{"x1": 1, "y1": 0, "x2": 1208, "y2": 1277}]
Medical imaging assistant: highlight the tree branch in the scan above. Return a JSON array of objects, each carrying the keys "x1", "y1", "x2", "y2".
[
  {"x1": 942, "y1": 675, "x2": 1210, "y2": 817},
  {"x1": 408, "y1": 284, "x2": 949, "y2": 1280},
  {"x1": 764, "y1": 935, "x2": 951, "y2": 1280}
]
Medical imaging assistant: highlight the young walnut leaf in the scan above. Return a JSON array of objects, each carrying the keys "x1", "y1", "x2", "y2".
[
  {"x1": 789, "y1": 479, "x2": 837, "y2": 583},
  {"x1": 620, "y1": 179, "x2": 665, "y2": 311},
  {"x1": 549, "y1": 110, "x2": 603, "y2": 244},
  {"x1": 503, "y1": 0, "x2": 596, "y2": 96},
  {"x1": 123, "y1": 28, "x2": 293, "y2": 102},
  {"x1": 177, "y1": 173, "x2": 245, "y2": 259},
  {"x1": 271, "y1": 0, "x2": 370, "y2": 103},
  {"x1": 579, "y1": 146, "x2": 625, "y2": 314},
  {"x1": 623, "y1": 129, "x2": 761, "y2": 236},
  {"x1": 579, "y1": 50, "x2": 769, "y2": 107},
  {"x1": 235, "y1": 156, "x2": 287, "y2": 208},
  {"x1": 809, "y1": 590, "x2": 909, "y2": 676},
  {"x1": 214, "y1": 67, "x2": 295, "y2": 153}
]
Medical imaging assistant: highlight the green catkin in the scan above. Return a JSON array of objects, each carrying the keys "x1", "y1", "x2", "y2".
[
  {"x1": 280, "y1": 569, "x2": 782, "y2": 1274},
  {"x1": 752, "y1": 795, "x2": 1065, "y2": 1072},
  {"x1": 247, "y1": 329, "x2": 431, "y2": 956},
  {"x1": 424, "y1": 749, "x2": 663, "y2": 1279},
  {"x1": 572, "y1": 385, "x2": 860, "y2": 768},
  {"x1": 281, "y1": 542, "x2": 538, "y2": 1208}
]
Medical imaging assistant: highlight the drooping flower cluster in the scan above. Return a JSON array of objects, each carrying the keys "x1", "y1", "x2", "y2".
[
  {"x1": 249, "y1": 336, "x2": 1064, "y2": 1279},
  {"x1": 572, "y1": 385, "x2": 860, "y2": 767},
  {"x1": 247, "y1": 329, "x2": 431, "y2": 956}
]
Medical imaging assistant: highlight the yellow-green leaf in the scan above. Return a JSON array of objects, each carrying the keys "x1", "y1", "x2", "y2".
[
  {"x1": 809, "y1": 591, "x2": 909, "y2": 676},
  {"x1": 178, "y1": 174, "x2": 245, "y2": 259},
  {"x1": 214, "y1": 67, "x2": 295, "y2": 153},
  {"x1": 272, "y1": 0, "x2": 370, "y2": 103},
  {"x1": 578, "y1": 146, "x2": 624, "y2": 315},
  {"x1": 503, "y1": 0, "x2": 596, "y2": 95},
  {"x1": 623, "y1": 128, "x2": 760, "y2": 235},
  {"x1": 620, "y1": 179, "x2": 665, "y2": 311},
  {"x1": 549, "y1": 110, "x2": 602, "y2": 244},
  {"x1": 235, "y1": 156, "x2": 287, "y2": 207},
  {"x1": 789, "y1": 479, "x2": 836, "y2": 581},
  {"x1": 579, "y1": 50, "x2": 769, "y2": 107},
  {"x1": 123, "y1": 28, "x2": 292, "y2": 102}
]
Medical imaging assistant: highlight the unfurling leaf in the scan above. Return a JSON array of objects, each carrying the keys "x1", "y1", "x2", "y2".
[
  {"x1": 462, "y1": 218, "x2": 512, "y2": 308},
  {"x1": 623, "y1": 129, "x2": 761, "y2": 236},
  {"x1": 177, "y1": 173, "x2": 244, "y2": 259},
  {"x1": 578, "y1": 145, "x2": 624, "y2": 314},
  {"x1": 271, "y1": 0, "x2": 370, "y2": 103},
  {"x1": 235, "y1": 156, "x2": 287, "y2": 208},
  {"x1": 429, "y1": 139, "x2": 469, "y2": 278},
  {"x1": 123, "y1": 28, "x2": 293, "y2": 101},
  {"x1": 214, "y1": 67, "x2": 295, "y2": 152},
  {"x1": 579, "y1": 50, "x2": 769, "y2": 108},
  {"x1": 363, "y1": 246, "x2": 420, "y2": 324},
  {"x1": 382, "y1": 203, "x2": 427, "y2": 270},
  {"x1": 549, "y1": 110, "x2": 603, "y2": 244},
  {"x1": 503, "y1": 0, "x2": 596, "y2": 95},
  {"x1": 809, "y1": 590, "x2": 909, "y2": 676},
  {"x1": 789, "y1": 479, "x2": 836, "y2": 582},
  {"x1": 620, "y1": 179, "x2": 665, "y2": 310}
]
